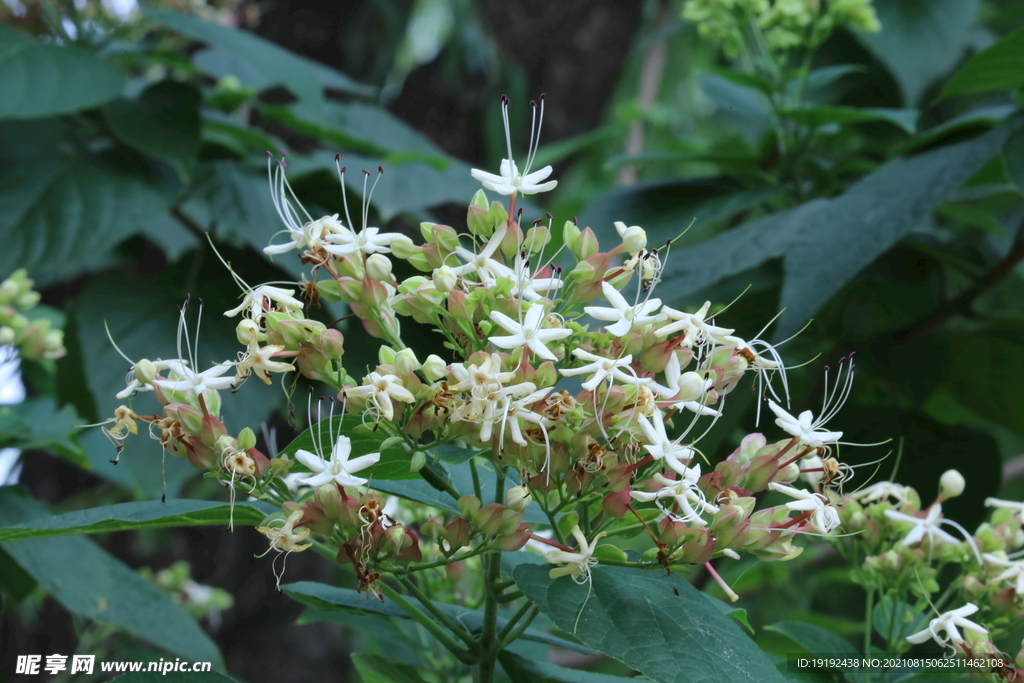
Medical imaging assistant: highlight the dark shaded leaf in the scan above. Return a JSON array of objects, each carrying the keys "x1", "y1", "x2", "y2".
[
  {"x1": 778, "y1": 106, "x2": 918, "y2": 134},
  {"x1": 498, "y1": 649, "x2": 638, "y2": 683},
  {"x1": 0, "y1": 398, "x2": 88, "y2": 470},
  {"x1": 942, "y1": 25, "x2": 1024, "y2": 98},
  {"x1": 1003, "y1": 125, "x2": 1024, "y2": 193},
  {"x1": 0, "y1": 26, "x2": 124, "y2": 119},
  {"x1": 513, "y1": 564, "x2": 787, "y2": 683},
  {"x1": 764, "y1": 621, "x2": 856, "y2": 656},
  {"x1": 352, "y1": 653, "x2": 431, "y2": 683}
]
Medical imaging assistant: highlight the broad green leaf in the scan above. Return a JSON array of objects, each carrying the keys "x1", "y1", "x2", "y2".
[
  {"x1": 0, "y1": 119, "x2": 180, "y2": 283},
  {"x1": 103, "y1": 81, "x2": 202, "y2": 181},
  {"x1": 905, "y1": 105, "x2": 1015, "y2": 153},
  {"x1": 1003, "y1": 125, "x2": 1024, "y2": 193},
  {"x1": 0, "y1": 487, "x2": 223, "y2": 666},
  {"x1": 0, "y1": 397, "x2": 88, "y2": 470},
  {"x1": 498, "y1": 649, "x2": 637, "y2": 683},
  {"x1": 941, "y1": 324, "x2": 1024, "y2": 435},
  {"x1": 660, "y1": 122, "x2": 1018, "y2": 339},
  {"x1": 277, "y1": 414, "x2": 418, "y2": 481},
  {"x1": 764, "y1": 621, "x2": 857, "y2": 656},
  {"x1": 281, "y1": 580, "x2": 595, "y2": 654},
  {"x1": 109, "y1": 672, "x2": 236, "y2": 682},
  {"x1": 352, "y1": 653, "x2": 430, "y2": 683},
  {"x1": 513, "y1": 564, "x2": 787, "y2": 683},
  {"x1": 257, "y1": 104, "x2": 390, "y2": 157},
  {"x1": 0, "y1": 27, "x2": 124, "y2": 119},
  {"x1": 854, "y1": 0, "x2": 981, "y2": 105},
  {"x1": 778, "y1": 106, "x2": 919, "y2": 134},
  {"x1": 873, "y1": 597, "x2": 928, "y2": 642},
  {"x1": 942, "y1": 25, "x2": 1024, "y2": 98},
  {"x1": 142, "y1": 6, "x2": 326, "y2": 114},
  {"x1": 0, "y1": 499, "x2": 275, "y2": 542},
  {"x1": 806, "y1": 65, "x2": 867, "y2": 92},
  {"x1": 0, "y1": 546, "x2": 37, "y2": 604},
  {"x1": 192, "y1": 46, "x2": 374, "y2": 98},
  {"x1": 709, "y1": 67, "x2": 775, "y2": 95}
]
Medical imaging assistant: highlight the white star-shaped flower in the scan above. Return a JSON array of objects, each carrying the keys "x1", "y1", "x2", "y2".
[
  {"x1": 559, "y1": 349, "x2": 649, "y2": 391},
  {"x1": 294, "y1": 434, "x2": 380, "y2": 489},
  {"x1": 850, "y1": 481, "x2": 911, "y2": 505},
  {"x1": 449, "y1": 225, "x2": 513, "y2": 286},
  {"x1": 636, "y1": 410, "x2": 695, "y2": 468},
  {"x1": 544, "y1": 524, "x2": 605, "y2": 582},
  {"x1": 769, "y1": 482, "x2": 840, "y2": 535},
  {"x1": 224, "y1": 285, "x2": 304, "y2": 321},
  {"x1": 154, "y1": 359, "x2": 236, "y2": 396},
  {"x1": 470, "y1": 95, "x2": 557, "y2": 196},
  {"x1": 906, "y1": 604, "x2": 988, "y2": 649},
  {"x1": 346, "y1": 372, "x2": 416, "y2": 421},
  {"x1": 885, "y1": 504, "x2": 961, "y2": 548},
  {"x1": 631, "y1": 467, "x2": 718, "y2": 525},
  {"x1": 982, "y1": 553, "x2": 1024, "y2": 594},
  {"x1": 583, "y1": 282, "x2": 662, "y2": 337},
  {"x1": 324, "y1": 227, "x2": 402, "y2": 257},
  {"x1": 654, "y1": 301, "x2": 735, "y2": 346},
  {"x1": 488, "y1": 304, "x2": 571, "y2": 361},
  {"x1": 767, "y1": 400, "x2": 843, "y2": 450}
]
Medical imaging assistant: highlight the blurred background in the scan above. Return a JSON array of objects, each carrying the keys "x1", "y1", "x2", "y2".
[{"x1": 2, "y1": 0, "x2": 1024, "y2": 680}]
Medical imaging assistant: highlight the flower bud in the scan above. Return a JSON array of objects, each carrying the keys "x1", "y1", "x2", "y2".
[
  {"x1": 409, "y1": 450, "x2": 427, "y2": 472},
  {"x1": 940, "y1": 469, "x2": 965, "y2": 499},
  {"x1": 235, "y1": 319, "x2": 261, "y2": 346},
  {"x1": 378, "y1": 346, "x2": 397, "y2": 366},
  {"x1": 614, "y1": 221, "x2": 647, "y2": 254},
  {"x1": 573, "y1": 227, "x2": 599, "y2": 260},
  {"x1": 433, "y1": 266, "x2": 458, "y2": 293},
  {"x1": 506, "y1": 485, "x2": 532, "y2": 512},
  {"x1": 0, "y1": 326, "x2": 13, "y2": 345},
  {"x1": 457, "y1": 494, "x2": 481, "y2": 520},
  {"x1": 562, "y1": 220, "x2": 580, "y2": 253},
  {"x1": 365, "y1": 254, "x2": 392, "y2": 281},
  {"x1": 389, "y1": 234, "x2": 417, "y2": 259},
  {"x1": 422, "y1": 354, "x2": 447, "y2": 381},
  {"x1": 237, "y1": 427, "x2": 257, "y2": 451},
  {"x1": 133, "y1": 358, "x2": 159, "y2": 385}
]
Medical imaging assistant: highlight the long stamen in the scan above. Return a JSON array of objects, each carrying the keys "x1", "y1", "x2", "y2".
[
  {"x1": 336, "y1": 159, "x2": 355, "y2": 232},
  {"x1": 501, "y1": 95, "x2": 514, "y2": 165}
]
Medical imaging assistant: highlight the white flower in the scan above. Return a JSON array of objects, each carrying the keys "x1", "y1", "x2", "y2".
[
  {"x1": 346, "y1": 372, "x2": 416, "y2": 421},
  {"x1": 614, "y1": 221, "x2": 646, "y2": 254},
  {"x1": 768, "y1": 482, "x2": 840, "y2": 535},
  {"x1": 235, "y1": 340, "x2": 295, "y2": 384},
  {"x1": 497, "y1": 386, "x2": 552, "y2": 448},
  {"x1": 799, "y1": 455, "x2": 825, "y2": 487},
  {"x1": 982, "y1": 553, "x2": 1024, "y2": 594},
  {"x1": 636, "y1": 410, "x2": 696, "y2": 469},
  {"x1": 264, "y1": 155, "x2": 347, "y2": 255},
  {"x1": 631, "y1": 467, "x2": 719, "y2": 525},
  {"x1": 544, "y1": 524, "x2": 605, "y2": 582},
  {"x1": 324, "y1": 227, "x2": 402, "y2": 257},
  {"x1": 583, "y1": 282, "x2": 662, "y2": 337},
  {"x1": 559, "y1": 349, "x2": 649, "y2": 392},
  {"x1": 508, "y1": 254, "x2": 563, "y2": 302},
  {"x1": 652, "y1": 352, "x2": 720, "y2": 417},
  {"x1": 257, "y1": 509, "x2": 312, "y2": 553},
  {"x1": 884, "y1": 505, "x2": 961, "y2": 548},
  {"x1": 849, "y1": 481, "x2": 911, "y2": 505},
  {"x1": 294, "y1": 434, "x2": 380, "y2": 489},
  {"x1": 470, "y1": 95, "x2": 557, "y2": 196},
  {"x1": 224, "y1": 285, "x2": 304, "y2": 321},
  {"x1": 767, "y1": 400, "x2": 843, "y2": 450},
  {"x1": 985, "y1": 497, "x2": 1024, "y2": 519},
  {"x1": 449, "y1": 224, "x2": 513, "y2": 286},
  {"x1": 906, "y1": 604, "x2": 988, "y2": 648},
  {"x1": 155, "y1": 359, "x2": 236, "y2": 396},
  {"x1": 448, "y1": 353, "x2": 515, "y2": 398},
  {"x1": 489, "y1": 304, "x2": 571, "y2": 361},
  {"x1": 654, "y1": 301, "x2": 734, "y2": 347}
]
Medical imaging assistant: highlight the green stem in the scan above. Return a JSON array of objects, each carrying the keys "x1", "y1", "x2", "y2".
[
  {"x1": 475, "y1": 552, "x2": 502, "y2": 683},
  {"x1": 496, "y1": 603, "x2": 538, "y2": 647},
  {"x1": 471, "y1": 457, "x2": 483, "y2": 500},
  {"x1": 394, "y1": 575, "x2": 479, "y2": 650},
  {"x1": 378, "y1": 582, "x2": 474, "y2": 664}
]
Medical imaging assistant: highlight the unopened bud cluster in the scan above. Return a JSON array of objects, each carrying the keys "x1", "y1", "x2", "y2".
[{"x1": 0, "y1": 269, "x2": 65, "y2": 361}]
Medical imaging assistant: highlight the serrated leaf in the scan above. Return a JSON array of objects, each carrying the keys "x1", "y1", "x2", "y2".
[
  {"x1": 281, "y1": 580, "x2": 595, "y2": 654},
  {"x1": 0, "y1": 499, "x2": 276, "y2": 542},
  {"x1": 0, "y1": 27, "x2": 124, "y2": 119},
  {"x1": 103, "y1": 81, "x2": 202, "y2": 181},
  {"x1": 0, "y1": 487, "x2": 223, "y2": 666},
  {"x1": 513, "y1": 564, "x2": 787, "y2": 683},
  {"x1": 942, "y1": 25, "x2": 1024, "y2": 98}
]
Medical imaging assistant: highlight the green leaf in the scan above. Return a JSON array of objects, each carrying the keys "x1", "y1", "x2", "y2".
[
  {"x1": 0, "y1": 119, "x2": 181, "y2": 283},
  {"x1": 142, "y1": 6, "x2": 326, "y2": 114},
  {"x1": 103, "y1": 81, "x2": 202, "y2": 181},
  {"x1": 709, "y1": 67, "x2": 775, "y2": 95},
  {"x1": 1003, "y1": 125, "x2": 1024, "y2": 193},
  {"x1": 778, "y1": 106, "x2": 919, "y2": 134},
  {"x1": 0, "y1": 499, "x2": 276, "y2": 542},
  {"x1": 660, "y1": 122, "x2": 1018, "y2": 338},
  {"x1": 0, "y1": 27, "x2": 124, "y2": 119},
  {"x1": 764, "y1": 621, "x2": 856, "y2": 656},
  {"x1": 192, "y1": 46, "x2": 374, "y2": 98},
  {"x1": 0, "y1": 398, "x2": 88, "y2": 470},
  {"x1": 277, "y1": 414, "x2": 418, "y2": 481},
  {"x1": 942, "y1": 25, "x2": 1024, "y2": 98},
  {"x1": 941, "y1": 324, "x2": 1024, "y2": 435},
  {"x1": 0, "y1": 487, "x2": 223, "y2": 666},
  {"x1": 352, "y1": 653, "x2": 430, "y2": 683},
  {"x1": 854, "y1": 0, "x2": 981, "y2": 105},
  {"x1": 108, "y1": 672, "x2": 236, "y2": 682},
  {"x1": 872, "y1": 597, "x2": 928, "y2": 642},
  {"x1": 281, "y1": 580, "x2": 595, "y2": 654},
  {"x1": 513, "y1": 564, "x2": 787, "y2": 683},
  {"x1": 498, "y1": 649, "x2": 638, "y2": 683}
]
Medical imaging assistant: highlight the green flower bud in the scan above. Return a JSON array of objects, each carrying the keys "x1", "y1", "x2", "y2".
[
  {"x1": 238, "y1": 427, "x2": 257, "y2": 451},
  {"x1": 433, "y1": 266, "x2": 458, "y2": 293},
  {"x1": 409, "y1": 450, "x2": 427, "y2": 472},
  {"x1": 422, "y1": 354, "x2": 447, "y2": 381},
  {"x1": 506, "y1": 484, "x2": 532, "y2": 512},
  {"x1": 390, "y1": 234, "x2": 418, "y2": 259},
  {"x1": 394, "y1": 348, "x2": 420, "y2": 375},
  {"x1": 940, "y1": 469, "x2": 965, "y2": 499},
  {"x1": 365, "y1": 254, "x2": 393, "y2": 281}
]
